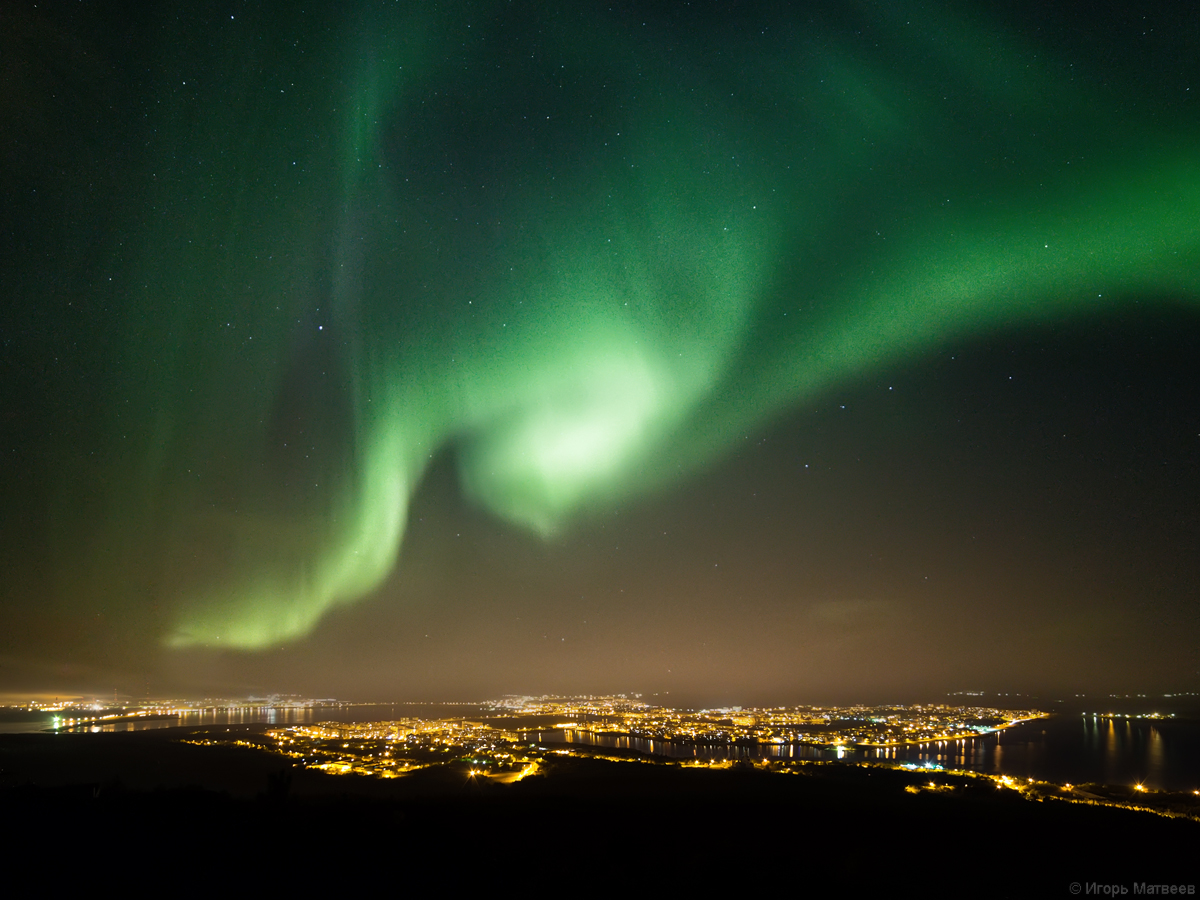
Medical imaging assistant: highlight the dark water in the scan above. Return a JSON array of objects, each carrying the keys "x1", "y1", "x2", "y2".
[
  {"x1": 526, "y1": 715, "x2": 1200, "y2": 792},
  {"x1": 865, "y1": 714, "x2": 1200, "y2": 791}
]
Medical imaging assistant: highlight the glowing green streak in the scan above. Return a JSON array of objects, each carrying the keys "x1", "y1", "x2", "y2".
[
  {"x1": 167, "y1": 12, "x2": 439, "y2": 648},
  {"x1": 167, "y1": 430, "x2": 413, "y2": 647},
  {"x1": 740, "y1": 147, "x2": 1200, "y2": 439},
  {"x1": 159, "y1": 5, "x2": 1200, "y2": 648}
]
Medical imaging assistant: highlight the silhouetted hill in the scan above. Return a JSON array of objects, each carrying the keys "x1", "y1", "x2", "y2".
[{"x1": 1, "y1": 727, "x2": 1193, "y2": 892}]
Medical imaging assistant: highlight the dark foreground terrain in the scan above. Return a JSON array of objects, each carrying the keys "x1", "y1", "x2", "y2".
[{"x1": 2, "y1": 725, "x2": 1194, "y2": 893}]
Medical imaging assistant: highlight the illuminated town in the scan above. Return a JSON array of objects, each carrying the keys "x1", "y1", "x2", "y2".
[
  {"x1": 485, "y1": 695, "x2": 1044, "y2": 745},
  {"x1": 245, "y1": 696, "x2": 1037, "y2": 775},
  {"x1": 4, "y1": 694, "x2": 1198, "y2": 826},
  {"x1": 182, "y1": 696, "x2": 1185, "y2": 822},
  {"x1": 237, "y1": 696, "x2": 1044, "y2": 779}
]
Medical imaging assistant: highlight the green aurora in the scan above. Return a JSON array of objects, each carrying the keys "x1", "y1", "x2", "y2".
[{"x1": 3, "y1": 2, "x2": 1198, "y2": 686}]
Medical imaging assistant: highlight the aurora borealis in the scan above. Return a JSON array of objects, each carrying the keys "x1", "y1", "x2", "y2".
[{"x1": 3, "y1": 1, "x2": 1198, "y2": 702}]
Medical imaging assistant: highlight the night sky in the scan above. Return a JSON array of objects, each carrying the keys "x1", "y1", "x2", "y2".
[{"x1": 3, "y1": 1, "x2": 1198, "y2": 704}]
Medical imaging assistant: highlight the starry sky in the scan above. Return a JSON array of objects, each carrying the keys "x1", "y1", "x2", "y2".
[{"x1": 2, "y1": 1, "x2": 1198, "y2": 704}]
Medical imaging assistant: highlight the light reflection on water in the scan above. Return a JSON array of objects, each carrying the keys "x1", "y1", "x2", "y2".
[
  {"x1": 525, "y1": 716, "x2": 1200, "y2": 791},
  {"x1": 79, "y1": 706, "x2": 320, "y2": 733},
  {"x1": 48, "y1": 703, "x2": 487, "y2": 734}
]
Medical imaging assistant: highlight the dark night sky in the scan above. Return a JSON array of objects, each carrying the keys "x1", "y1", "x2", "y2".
[{"x1": 2, "y1": 1, "x2": 1198, "y2": 704}]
